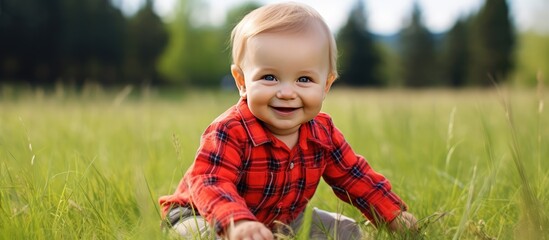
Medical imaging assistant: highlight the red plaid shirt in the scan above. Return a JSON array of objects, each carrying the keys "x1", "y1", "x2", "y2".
[{"x1": 159, "y1": 99, "x2": 406, "y2": 233}]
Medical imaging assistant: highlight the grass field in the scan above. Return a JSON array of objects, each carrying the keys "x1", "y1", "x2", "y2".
[{"x1": 1, "y1": 85, "x2": 548, "y2": 239}]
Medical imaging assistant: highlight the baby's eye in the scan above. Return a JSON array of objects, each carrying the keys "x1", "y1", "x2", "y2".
[
  {"x1": 261, "y1": 75, "x2": 276, "y2": 81},
  {"x1": 297, "y1": 76, "x2": 312, "y2": 83}
]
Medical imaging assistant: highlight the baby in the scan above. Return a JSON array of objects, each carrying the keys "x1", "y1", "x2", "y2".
[{"x1": 159, "y1": 2, "x2": 417, "y2": 239}]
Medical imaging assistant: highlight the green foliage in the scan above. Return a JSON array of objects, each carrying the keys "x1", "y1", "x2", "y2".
[
  {"x1": 512, "y1": 32, "x2": 549, "y2": 86},
  {"x1": 337, "y1": 0, "x2": 383, "y2": 86},
  {"x1": 56, "y1": 0, "x2": 127, "y2": 83},
  {"x1": 158, "y1": 1, "x2": 259, "y2": 86},
  {"x1": 223, "y1": 2, "x2": 262, "y2": 33},
  {"x1": 125, "y1": 0, "x2": 168, "y2": 83},
  {"x1": 376, "y1": 42, "x2": 402, "y2": 87},
  {"x1": 469, "y1": 0, "x2": 515, "y2": 86},
  {"x1": 0, "y1": 0, "x2": 541, "y2": 90},
  {"x1": 0, "y1": 0, "x2": 169, "y2": 84},
  {"x1": 1, "y1": 87, "x2": 548, "y2": 239},
  {"x1": 1, "y1": 0, "x2": 64, "y2": 81},
  {"x1": 398, "y1": 4, "x2": 437, "y2": 87},
  {"x1": 185, "y1": 27, "x2": 230, "y2": 87},
  {"x1": 440, "y1": 18, "x2": 471, "y2": 87},
  {"x1": 157, "y1": 0, "x2": 193, "y2": 85}
]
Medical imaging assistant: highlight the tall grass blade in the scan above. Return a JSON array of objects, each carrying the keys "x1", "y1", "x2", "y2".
[{"x1": 493, "y1": 78, "x2": 549, "y2": 239}]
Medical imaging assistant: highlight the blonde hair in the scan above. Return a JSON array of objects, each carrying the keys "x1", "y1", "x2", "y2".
[{"x1": 230, "y1": 2, "x2": 338, "y2": 80}]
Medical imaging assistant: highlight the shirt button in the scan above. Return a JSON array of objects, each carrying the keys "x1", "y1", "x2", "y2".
[{"x1": 289, "y1": 162, "x2": 294, "y2": 169}]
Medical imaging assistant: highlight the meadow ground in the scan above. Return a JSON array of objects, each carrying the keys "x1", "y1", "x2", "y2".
[{"x1": 0, "y1": 85, "x2": 547, "y2": 239}]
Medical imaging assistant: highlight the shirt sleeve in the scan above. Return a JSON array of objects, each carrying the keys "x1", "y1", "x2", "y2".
[
  {"x1": 322, "y1": 118, "x2": 407, "y2": 224},
  {"x1": 186, "y1": 121, "x2": 257, "y2": 233}
]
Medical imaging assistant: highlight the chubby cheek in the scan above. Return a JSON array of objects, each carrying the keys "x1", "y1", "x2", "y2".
[
  {"x1": 303, "y1": 93, "x2": 325, "y2": 113},
  {"x1": 247, "y1": 88, "x2": 271, "y2": 105},
  {"x1": 246, "y1": 90, "x2": 272, "y2": 115}
]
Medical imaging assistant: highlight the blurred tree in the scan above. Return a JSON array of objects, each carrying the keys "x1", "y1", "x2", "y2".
[
  {"x1": 59, "y1": 0, "x2": 126, "y2": 84},
  {"x1": 157, "y1": 0, "x2": 193, "y2": 85},
  {"x1": 223, "y1": 2, "x2": 261, "y2": 34},
  {"x1": 376, "y1": 39, "x2": 402, "y2": 87},
  {"x1": 398, "y1": 3, "x2": 437, "y2": 87},
  {"x1": 1, "y1": 0, "x2": 126, "y2": 84},
  {"x1": 158, "y1": 1, "x2": 260, "y2": 87},
  {"x1": 0, "y1": 0, "x2": 63, "y2": 82},
  {"x1": 469, "y1": 0, "x2": 515, "y2": 86},
  {"x1": 125, "y1": 0, "x2": 168, "y2": 84},
  {"x1": 337, "y1": 0, "x2": 383, "y2": 86},
  {"x1": 219, "y1": 2, "x2": 261, "y2": 89},
  {"x1": 440, "y1": 18, "x2": 471, "y2": 87},
  {"x1": 512, "y1": 32, "x2": 549, "y2": 86},
  {"x1": 185, "y1": 2, "x2": 264, "y2": 87},
  {"x1": 185, "y1": 26, "x2": 229, "y2": 87}
]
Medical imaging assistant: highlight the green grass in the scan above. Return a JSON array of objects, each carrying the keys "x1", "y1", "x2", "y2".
[{"x1": 1, "y1": 85, "x2": 548, "y2": 239}]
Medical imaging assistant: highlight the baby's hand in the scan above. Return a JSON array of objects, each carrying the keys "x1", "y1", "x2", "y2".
[
  {"x1": 388, "y1": 211, "x2": 418, "y2": 233},
  {"x1": 226, "y1": 220, "x2": 273, "y2": 240}
]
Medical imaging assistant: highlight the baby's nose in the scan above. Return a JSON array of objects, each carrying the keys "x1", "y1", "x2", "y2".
[{"x1": 276, "y1": 83, "x2": 297, "y2": 99}]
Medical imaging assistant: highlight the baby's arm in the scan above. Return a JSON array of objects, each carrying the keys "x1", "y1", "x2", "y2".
[
  {"x1": 187, "y1": 122, "x2": 265, "y2": 236},
  {"x1": 319, "y1": 115, "x2": 415, "y2": 233},
  {"x1": 225, "y1": 220, "x2": 273, "y2": 240}
]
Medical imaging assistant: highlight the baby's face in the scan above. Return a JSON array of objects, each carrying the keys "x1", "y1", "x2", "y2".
[{"x1": 234, "y1": 27, "x2": 333, "y2": 137}]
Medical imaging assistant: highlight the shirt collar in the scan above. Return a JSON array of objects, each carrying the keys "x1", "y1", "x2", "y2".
[
  {"x1": 237, "y1": 98, "x2": 333, "y2": 150},
  {"x1": 303, "y1": 119, "x2": 333, "y2": 150},
  {"x1": 237, "y1": 98, "x2": 271, "y2": 147}
]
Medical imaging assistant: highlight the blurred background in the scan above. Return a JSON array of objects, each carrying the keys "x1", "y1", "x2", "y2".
[{"x1": 1, "y1": 0, "x2": 548, "y2": 89}]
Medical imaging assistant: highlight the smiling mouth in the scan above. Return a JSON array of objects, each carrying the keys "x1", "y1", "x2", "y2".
[{"x1": 272, "y1": 107, "x2": 299, "y2": 113}]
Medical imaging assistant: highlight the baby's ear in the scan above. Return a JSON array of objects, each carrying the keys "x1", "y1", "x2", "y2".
[
  {"x1": 231, "y1": 64, "x2": 246, "y2": 98},
  {"x1": 324, "y1": 74, "x2": 336, "y2": 94}
]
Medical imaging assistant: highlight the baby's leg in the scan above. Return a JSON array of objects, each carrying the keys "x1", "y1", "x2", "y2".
[
  {"x1": 289, "y1": 207, "x2": 362, "y2": 240},
  {"x1": 166, "y1": 206, "x2": 218, "y2": 239},
  {"x1": 172, "y1": 216, "x2": 216, "y2": 238}
]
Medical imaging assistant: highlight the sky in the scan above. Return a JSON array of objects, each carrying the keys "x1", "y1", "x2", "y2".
[{"x1": 118, "y1": 0, "x2": 548, "y2": 34}]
